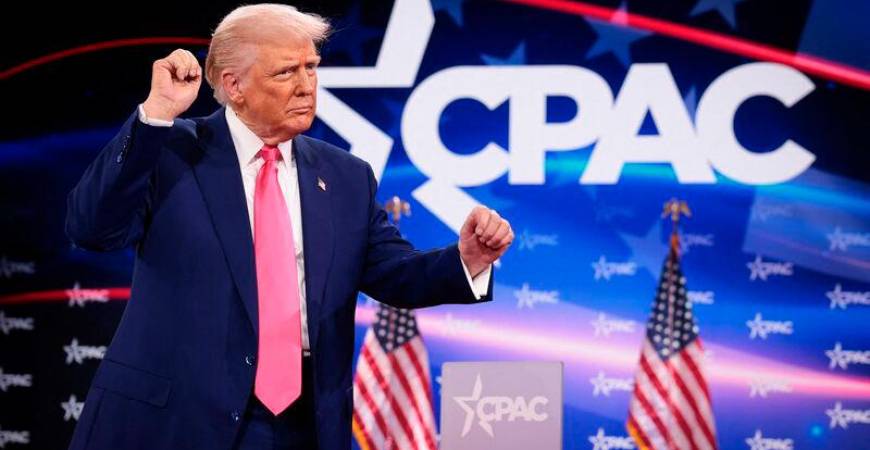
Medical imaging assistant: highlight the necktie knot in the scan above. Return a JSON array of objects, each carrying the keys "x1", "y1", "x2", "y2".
[{"x1": 260, "y1": 145, "x2": 281, "y2": 162}]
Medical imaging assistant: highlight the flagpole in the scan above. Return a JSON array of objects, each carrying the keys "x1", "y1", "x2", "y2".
[
  {"x1": 662, "y1": 198, "x2": 691, "y2": 448},
  {"x1": 382, "y1": 195, "x2": 411, "y2": 450}
]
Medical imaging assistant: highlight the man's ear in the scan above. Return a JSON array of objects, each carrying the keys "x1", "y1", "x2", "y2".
[{"x1": 222, "y1": 70, "x2": 244, "y2": 105}]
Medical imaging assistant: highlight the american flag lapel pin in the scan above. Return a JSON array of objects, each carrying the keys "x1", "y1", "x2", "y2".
[{"x1": 317, "y1": 177, "x2": 327, "y2": 192}]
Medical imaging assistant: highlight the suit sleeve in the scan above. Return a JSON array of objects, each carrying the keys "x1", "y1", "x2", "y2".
[
  {"x1": 358, "y1": 164, "x2": 493, "y2": 309},
  {"x1": 65, "y1": 109, "x2": 172, "y2": 251}
]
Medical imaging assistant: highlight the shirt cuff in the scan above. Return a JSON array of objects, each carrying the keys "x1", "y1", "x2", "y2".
[
  {"x1": 461, "y1": 260, "x2": 491, "y2": 300},
  {"x1": 138, "y1": 104, "x2": 174, "y2": 127}
]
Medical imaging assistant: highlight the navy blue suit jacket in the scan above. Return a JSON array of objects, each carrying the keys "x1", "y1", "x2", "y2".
[{"x1": 65, "y1": 107, "x2": 492, "y2": 450}]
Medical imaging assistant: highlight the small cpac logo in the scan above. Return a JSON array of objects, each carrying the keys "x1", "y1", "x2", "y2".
[
  {"x1": 826, "y1": 284, "x2": 870, "y2": 310},
  {"x1": 589, "y1": 372, "x2": 633, "y2": 397},
  {"x1": 64, "y1": 338, "x2": 106, "y2": 365},
  {"x1": 0, "y1": 311, "x2": 34, "y2": 335},
  {"x1": 517, "y1": 230, "x2": 558, "y2": 251},
  {"x1": 0, "y1": 427, "x2": 29, "y2": 448},
  {"x1": 66, "y1": 282, "x2": 109, "y2": 307},
  {"x1": 453, "y1": 374, "x2": 549, "y2": 438},
  {"x1": 748, "y1": 378, "x2": 792, "y2": 398},
  {"x1": 826, "y1": 402, "x2": 870, "y2": 429},
  {"x1": 746, "y1": 255, "x2": 793, "y2": 281},
  {"x1": 592, "y1": 256, "x2": 637, "y2": 281},
  {"x1": 745, "y1": 430, "x2": 793, "y2": 450},
  {"x1": 0, "y1": 256, "x2": 34, "y2": 279},
  {"x1": 0, "y1": 368, "x2": 32, "y2": 392},
  {"x1": 589, "y1": 428, "x2": 635, "y2": 450},
  {"x1": 514, "y1": 283, "x2": 559, "y2": 309},
  {"x1": 746, "y1": 313, "x2": 793, "y2": 340},
  {"x1": 591, "y1": 313, "x2": 637, "y2": 337},
  {"x1": 826, "y1": 227, "x2": 870, "y2": 252},
  {"x1": 825, "y1": 342, "x2": 870, "y2": 371}
]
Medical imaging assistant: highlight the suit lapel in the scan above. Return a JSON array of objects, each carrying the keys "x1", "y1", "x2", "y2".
[
  {"x1": 293, "y1": 135, "x2": 335, "y2": 352},
  {"x1": 191, "y1": 108, "x2": 259, "y2": 333}
]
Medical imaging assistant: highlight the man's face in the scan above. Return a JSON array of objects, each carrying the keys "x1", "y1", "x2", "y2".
[{"x1": 238, "y1": 33, "x2": 320, "y2": 141}]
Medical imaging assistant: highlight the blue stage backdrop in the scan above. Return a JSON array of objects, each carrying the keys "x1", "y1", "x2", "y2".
[{"x1": 1, "y1": 0, "x2": 868, "y2": 449}]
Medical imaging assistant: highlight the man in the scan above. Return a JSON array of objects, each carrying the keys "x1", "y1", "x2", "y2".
[{"x1": 65, "y1": 4, "x2": 512, "y2": 450}]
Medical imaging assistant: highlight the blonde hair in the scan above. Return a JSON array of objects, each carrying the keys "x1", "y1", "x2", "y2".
[{"x1": 205, "y1": 4, "x2": 330, "y2": 105}]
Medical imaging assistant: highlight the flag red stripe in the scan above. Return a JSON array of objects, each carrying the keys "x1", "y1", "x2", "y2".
[
  {"x1": 396, "y1": 343, "x2": 437, "y2": 443},
  {"x1": 640, "y1": 355, "x2": 698, "y2": 449},
  {"x1": 403, "y1": 340, "x2": 434, "y2": 406},
  {"x1": 362, "y1": 346, "x2": 417, "y2": 447},
  {"x1": 354, "y1": 374, "x2": 392, "y2": 448},
  {"x1": 684, "y1": 341, "x2": 713, "y2": 403},
  {"x1": 668, "y1": 360, "x2": 717, "y2": 448},
  {"x1": 387, "y1": 351, "x2": 437, "y2": 450},
  {"x1": 352, "y1": 410, "x2": 377, "y2": 450},
  {"x1": 633, "y1": 382, "x2": 679, "y2": 449},
  {"x1": 627, "y1": 412, "x2": 653, "y2": 449}
]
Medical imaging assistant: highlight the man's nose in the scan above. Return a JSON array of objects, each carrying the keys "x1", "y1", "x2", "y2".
[{"x1": 297, "y1": 69, "x2": 315, "y2": 94}]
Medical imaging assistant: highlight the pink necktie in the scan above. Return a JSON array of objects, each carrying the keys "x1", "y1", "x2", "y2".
[{"x1": 253, "y1": 145, "x2": 302, "y2": 415}]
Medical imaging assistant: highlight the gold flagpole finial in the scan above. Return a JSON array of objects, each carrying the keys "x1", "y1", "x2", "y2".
[
  {"x1": 662, "y1": 198, "x2": 691, "y2": 224},
  {"x1": 662, "y1": 198, "x2": 691, "y2": 251},
  {"x1": 384, "y1": 195, "x2": 412, "y2": 225}
]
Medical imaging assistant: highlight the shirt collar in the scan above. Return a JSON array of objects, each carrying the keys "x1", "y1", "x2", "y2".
[{"x1": 224, "y1": 106, "x2": 294, "y2": 168}]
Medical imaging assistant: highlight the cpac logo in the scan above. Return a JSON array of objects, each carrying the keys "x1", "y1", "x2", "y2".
[
  {"x1": 746, "y1": 255, "x2": 793, "y2": 281},
  {"x1": 0, "y1": 368, "x2": 32, "y2": 392},
  {"x1": 827, "y1": 284, "x2": 870, "y2": 309},
  {"x1": 315, "y1": 0, "x2": 817, "y2": 234},
  {"x1": 0, "y1": 311, "x2": 34, "y2": 335},
  {"x1": 826, "y1": 402, "x2": 870, "y2": 429},
  {"x1": 826, "y1": 227, "x2": 870, "y2": 252},
  {"x1": 589, "y1": 371, "x2": 633, "y2": 397},
  {"x1": 746, "y1": 313, "x2": 793, "y2": 340},
  {"x1": 825, "y1": 342, "x2": 870, "y2": 370},
  {"x1": 589, "y1": 428, "x2": 635, "y2": 450},
  {"x1": 0, "y1": 427, "x2": 29, "y2": 448},
  {"x1": 444, "y1": 313, "x2": 481, "y2": 336},
  {"x1": 750, "y1": 202, "x2": 793, "y2": 223},
  {"x1": 514, "y1": 283, "x2": 559, "y2": 309},
  {"x1": 591, "y1": 313, "x2": 637, "y2": 337},
  {"x1": 517, "y1": 230, "x2": 558, "y2": 251},
  {"x1": 679, "y1": 233, "x2": 714, "y2": 253},
  {"x1": 0, "y1": 256, "x2": 34, "y2": 279},
  {"x1": 66, "y1": 282, "x2": 109, "y2": 307},
  {"x1": 61, "y1": 394, "x2": 84, "y2": 421},
  {"x1": 453, "y1": 374, "x2": 548, "y2": 438},
  {"x1": 745, "y1": 430, "x2": 793, "y2": 450},
  {"x1": 748, "y1": 378, "x2": 792, "y2": 398},
  {"x1": 592, "y1": 256, "x2": 637, "y2": 281},
  {"x1": 64, "y1": 338, "x2": 106, "y2": 365},
  {"x1": 687, "y1": 290, "x2": 714, "y2": 305},
  {"x1": 404, "y1": 63, "x2": 815, "y2": 187}
]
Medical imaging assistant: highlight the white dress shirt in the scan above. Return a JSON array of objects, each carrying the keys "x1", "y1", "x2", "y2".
[{"x1": 138, "y1": 105, "x2": 491, "y2": 350}]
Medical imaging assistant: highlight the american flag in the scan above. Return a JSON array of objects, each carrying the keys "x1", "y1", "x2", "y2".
[
  {"x1": 352, "y1": 304, "x2": 437, "y2": 450},
  {"x1": 627, "y1": 236, "x2": 718, "y2": 450}
]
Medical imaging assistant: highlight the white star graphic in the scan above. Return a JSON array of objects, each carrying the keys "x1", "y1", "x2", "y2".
[
  {"x1": 61, "y1": 394, "x2": 84, "y2": 421},
  {"x1": 746, "y1": 313, "x2": 766, "y2": 339},
  {"x1": 826, "y1": 402, "x2": 849, "y2": 429},
  {"x1": 826, "y1": 342, "x2": 848, "y2": 370},
  {"x1": 589, "y1": 428, "x2": 610, "y2": 450},
  {"x1": 453, "y1": 374, "x2": 493, "y2": 437},
  {"x1": 746, "y1": 255, "x2": 767, "y2": 281}
]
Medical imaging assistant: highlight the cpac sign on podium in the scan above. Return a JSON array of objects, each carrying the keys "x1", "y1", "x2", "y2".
[{"x1": 440, "y1": 362, "x2": 563, "y2": 450}]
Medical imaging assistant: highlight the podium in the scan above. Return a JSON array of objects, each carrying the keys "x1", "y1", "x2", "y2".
[{"x1": 439, "y1": 361, "x2": 563, "y2": 450}]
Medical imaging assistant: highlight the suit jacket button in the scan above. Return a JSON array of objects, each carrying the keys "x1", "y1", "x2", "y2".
[
  {"x1": 231, "y1": 411, "x2": 240, "y2": 422},
  {"x1": 245, "y1": 355, "x2": 255, "y2": 366}
]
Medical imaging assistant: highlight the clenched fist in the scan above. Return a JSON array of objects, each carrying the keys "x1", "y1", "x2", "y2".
[
  {"x1": 459, "y1": 206, "x2": 514, "y2": 277},
  {"x1": 142, "y1": 49, "x2": 202, "y2": 122}
]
